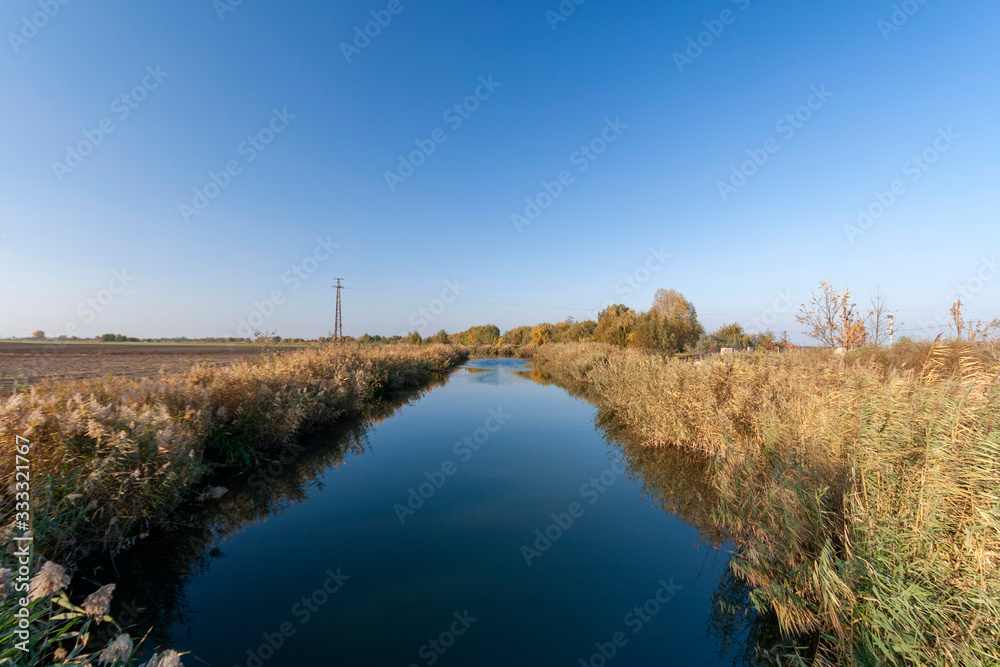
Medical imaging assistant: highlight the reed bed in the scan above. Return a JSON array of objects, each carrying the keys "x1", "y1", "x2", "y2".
[
  {"x1": 0, "y1": 344, "x2": 466, "y2": 563},
  {"x1": 533, "y1": 342, "x2": 1000, "y2": 666}
]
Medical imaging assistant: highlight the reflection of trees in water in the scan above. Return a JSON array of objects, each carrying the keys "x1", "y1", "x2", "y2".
[
  {"x1": 78, "y1": 380, "x2": 444, "y2": 649},
  {"x1": 526, "y1": 368, "x2": 788, "y2": 665}
]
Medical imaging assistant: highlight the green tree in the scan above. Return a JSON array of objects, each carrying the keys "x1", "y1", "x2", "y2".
[
  {"x1": 427, "y1": 329, "x2": 449, "y2": 344},
  {"x1": 713, "y1": 323, "x2": 750, "y2": 349},
  {"x1": 641, "y1": 289, "x2": 704, "y2": 352},
  {"x1": 594, "y1": 305, "x2": 637, "y2": 347},
  {"x1": 403, "y1": 331, "x2": 423, "y2": 345}
]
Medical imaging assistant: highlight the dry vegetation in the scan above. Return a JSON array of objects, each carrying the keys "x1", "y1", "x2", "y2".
[
  {"x1": 532, "y1": 341, "x2": 1000, "y2": 666},
  {"x1": 0, "y1": 344, "x2": 466, "y2": 563},
  {"x1": 1, "y1": 343, "x2": 465, "y2": 665}
]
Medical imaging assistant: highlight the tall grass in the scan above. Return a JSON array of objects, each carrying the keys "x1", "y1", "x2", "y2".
[
  {"x1": 0, "y1": 344, "x2": 466, "y2": 563},
  {"x1": 533, "y1": 342, "x2": 1000, "y2": 665}
]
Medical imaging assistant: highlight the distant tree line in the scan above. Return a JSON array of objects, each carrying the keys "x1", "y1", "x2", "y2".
[{"x1": 388, "y1": 288, "x2": 789, "y2": 356}]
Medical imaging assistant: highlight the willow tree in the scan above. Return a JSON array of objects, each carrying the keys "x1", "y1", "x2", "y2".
[
  {"x1": 633, "y1": 289, "x2": 704, "y2": 353},
  {"x1": 594, "y1": 304, "x2": 637, "y2": 347}
]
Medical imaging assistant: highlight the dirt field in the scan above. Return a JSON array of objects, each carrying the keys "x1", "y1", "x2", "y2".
[{"x1": 0, "y1": 342, "x2": 282, "y2": 391}]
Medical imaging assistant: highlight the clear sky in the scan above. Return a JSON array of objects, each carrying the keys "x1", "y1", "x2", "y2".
[{"x1": 1, "y1": 0, "x2": 997, "y2": 341}]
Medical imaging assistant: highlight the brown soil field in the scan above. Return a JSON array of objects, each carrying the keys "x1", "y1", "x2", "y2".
[{"x1": 0, "y1": 342, "x2": 278, "y2": 391}]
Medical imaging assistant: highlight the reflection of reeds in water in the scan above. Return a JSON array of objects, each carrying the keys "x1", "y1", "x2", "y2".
[
  {"x1": 0, "y1": 344, "x2": 465, "y2": 565},
  {"x1": 532, "y1": 342, "x2": 1000, "y2": 666},
  {"x1": 79, "y1": 380, "x2": 443, "y2": 650},
  {"x1": 596, "y1": 411, "x2": 727, "y2": 546}
]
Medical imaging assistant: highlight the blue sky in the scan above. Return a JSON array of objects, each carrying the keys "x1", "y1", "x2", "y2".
[{"x1": 1, "y1": 0, "x2": 997, "y2": 340}]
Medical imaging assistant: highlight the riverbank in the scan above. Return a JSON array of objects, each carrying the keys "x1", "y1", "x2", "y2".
[
  {"x1": 531, "y1": 342, "x2": 1000, "y2": 666},
  {"x1": 2, "y1": 346, "x2": 464, "y2": 665},
  {"x1": 0, "y1": 344, "x2": 466, "y2": 565}
]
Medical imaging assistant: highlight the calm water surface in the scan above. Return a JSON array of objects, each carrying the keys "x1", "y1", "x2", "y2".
[{"x1": 101, "y1": 358, "x2": 737, "y2": 666}]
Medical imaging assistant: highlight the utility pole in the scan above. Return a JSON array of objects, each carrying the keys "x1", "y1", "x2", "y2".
[
  {"x1": 333, "y1": 278, "x2": 343, "y2": 343},
  {"x1": 888, "y1": 313, "x2": 894, "y2": 347}
]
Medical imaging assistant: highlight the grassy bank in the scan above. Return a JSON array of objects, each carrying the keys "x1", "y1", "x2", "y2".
[
  {"x1": 0, "y1": 344, "x2": 466, "y2": 564},
  {"x1": 533, "y1": 342, "x2": 1000, "y2": 666},
  {"x1": 2, "y1": 345, "x2": 464, "y2": 664}
]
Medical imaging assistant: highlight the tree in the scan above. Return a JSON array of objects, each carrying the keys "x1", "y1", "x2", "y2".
[
  {"x1": 752, "y1": 330, "x2": 779, "y2": 352},
  {"x1": 594, "y1": 304, "x2": 637, "y2": 347},
  {"x1": 836, "y1": 296, "x2": 867, "y2": 350},
  {"x1": 530, "y1": 323, "x2": 554, "y2": 345},
  {"x1": 864, "y1": 285, "x2": 898, "y2": 347},
  {"x1": 797, "y1": 282, "x2": 840, "y2": 348},
  {"x1": 797, "y1": 281, "x2": 867, "y2": 349},
  {"x1": 640, "y1": 289, "x2": 704, "y2": 352},
  {"x1": 403, "y1": 331, "x2": 423, "y2": 345},
  {"x1": 712, "y1": 323, "x2": 751, "y2": 349},
  {"x1": 461, "y1": 325, "x2": 500, "y2": 345},
  {"x1": 427, "y1": 329, "x2": 449, "y2": 344},
  {"x1": 565, "y1": 319, "x2": 597, "y2": 342},
  {"x1": 503, "y1": 326, "x2": 532, "y2": 345},
  {"x1": 31, "y1": 330, "x2": 45, "y2": 339},
  {"x1": 630, "y1": 311, "x2": 669, "y2": 350}
]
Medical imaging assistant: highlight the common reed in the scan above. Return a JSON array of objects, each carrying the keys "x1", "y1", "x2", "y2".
[
  {"x1": 0, "y1": 344, "x2": 466, "y2": 563},
  {"x1": 533, "y1": 342, "x2": 1000, "y2": 665}
]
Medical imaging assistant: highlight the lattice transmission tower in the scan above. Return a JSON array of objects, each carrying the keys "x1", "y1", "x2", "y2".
[{"x1": 333, "y1": 278, "x2": 343, "y2": 343}]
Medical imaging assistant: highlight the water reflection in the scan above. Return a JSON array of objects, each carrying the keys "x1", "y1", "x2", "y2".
[
  {"x1": 532, "y1": 366, "x2": 788, "y2": 665},
  {"x1": 82, "y1": 360, "x2": 778, "y2": 663},
  {"x1": 81, "y1": 379, "x2": 445, "y2": 649}
]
